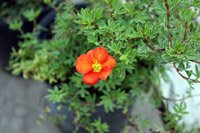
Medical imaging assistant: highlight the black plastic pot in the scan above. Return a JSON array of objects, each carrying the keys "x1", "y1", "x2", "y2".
[
  {"x1": 0, "y1": 21, "x2": 19, "y2": 67},
  {"x1": 37, "y1": 2, "x2": 90, "y2": 40},
  {"x1": 46, "y1": 101, "x2": 129, "y2": 133}
]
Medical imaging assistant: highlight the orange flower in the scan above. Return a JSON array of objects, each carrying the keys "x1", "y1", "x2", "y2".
[{"x1": 76, "y1": 47, "x2": 116, "y2": 85}]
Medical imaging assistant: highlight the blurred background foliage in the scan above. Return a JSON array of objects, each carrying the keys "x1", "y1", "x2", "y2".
[{"x1": 0, "y1": 0, "x2": 42, "y2": 22}]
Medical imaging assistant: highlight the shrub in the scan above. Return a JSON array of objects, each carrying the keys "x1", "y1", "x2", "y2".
[{"x1": 8, "y1": 0, "x2": 200, "y2": 132}]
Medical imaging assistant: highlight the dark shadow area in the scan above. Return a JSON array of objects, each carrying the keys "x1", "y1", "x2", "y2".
[{"x1": 0, "y1": 22, "x2": 18, "y2": 68}]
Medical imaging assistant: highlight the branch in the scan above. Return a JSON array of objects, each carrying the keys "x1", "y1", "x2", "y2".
[
  {"x1": 124, "y1": 113, "x2": 140, "y2": 131},
  {"x1": 162, "y1": 94, "x2": 200, "y2": 102},
  {"x1": 164, "y1": 0, "x2": 172, "y2": 48},
  {"x1": 127, "y1": 120, "x2": 140, "y2": 132},
  {"x1": 183, "y1": 22, "x2": 188, "y2": 41},
  {"x1": 149, "y1": 128, "x2": 161, "y2": 133},
  {"x1": 19, "y1": 29, "x2": 24, "y2": 35},
  {"x1": 190, "y1": 60, "x2": 200, "y2": 64},
  {"x1": 173, "y1": 63, "x2": 200, "y2": 83},
  {"x1": 144, "y1": 35, "x2": 164, "y2": 52},
  {"x1": 109, "y1": 4, "x2": 113, "y2": 18},
  {"x1": 32, "y1": 20, "x2": 37, "y2": 33},
  {"x1": 181, "y1": 22, "x2": 200, "y2": 72},
  {"x1": 164, "y1": 1, "x2": 199, "y2": 84},
  {"x1": 124, "y1": 109, "x2": 161, "y2": 133}
]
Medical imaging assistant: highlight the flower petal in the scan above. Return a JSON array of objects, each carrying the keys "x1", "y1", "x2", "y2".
[
  {"x1": 86, "y1": 49, "x2": 94, "y2": 55},
  {"x1": 83, "y1": 71, "x2": 99, "y2": 85},
  {"x1": 86, "y1": 49, "x2": 96, "y2": 63},
  {"x1": 76, "y1": 54, "x2": 92, "y2": 74},
  {"x1": 103, "y1": 55, "x2": 116, "y2": 68},
  {"x1": 93, "y1": 47, "x2": 108, "y2": 63},
  {"x1": 98, "y1": 67, "x2": 112, "y2": 80}
]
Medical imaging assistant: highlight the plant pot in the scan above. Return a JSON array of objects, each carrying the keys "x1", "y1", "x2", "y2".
[
  {"x1": 37, "y1": 2, "x2": 90, "y2": 40},
  {"x1": 0, "y1": 21, "x2": 19, "y2": 67},
  {"x1": 45, "y1": 101, "x2": 130, "y2": 133}
]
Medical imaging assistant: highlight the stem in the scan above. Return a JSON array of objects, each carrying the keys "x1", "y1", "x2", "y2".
[
  {"x1": 183, "y1": 22, "x2": 188, "y2": 41},
  {"x1": 124, "y1": 113, "x2": 140, "y2": 132},
  {"x1": 173, "y1": 63, "x2": 200, "y2": 83},
  {"x1": 154, "y1": 87, "x2": 178, "y2": 132},
  {"x1": 33, "y1": 20, "x2": 37, "y2": 33},
  {"x1": 149, "y1": 128, "x2": 161, "y2": 133},
  {"x1": 19, "y1": 29, "x2": 24, "y2": 35},
  {"x1": 144, "y1": 35, "x2": 164, "y2": 52},
  {"x1": 168, "y1": 2, "x2": 200, "y2": 80},
  {"x1": 162, "y1": 94, "x2": 200, "y2": 102},
  {"x1": 164, "y1": 0, "x2": 172, "y2": 48},
  {"x1": 190, "y1": 60, "x2": 200, "y2": 64},
  {"x1": 109, "y1": 4, "x2": 113, "y2": 18}
]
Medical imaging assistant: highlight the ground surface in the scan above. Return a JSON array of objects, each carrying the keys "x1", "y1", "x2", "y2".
[
  {"x1": 0, "y1": 68, "x2": 61, "y2": 133},
  {"x1": 0, "y1": 23, "x2": 61, "y2": 133}
]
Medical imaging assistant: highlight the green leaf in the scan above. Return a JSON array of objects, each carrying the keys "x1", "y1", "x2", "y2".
[
  {"x1": 133, "y1": 10, "x2": 150, "y2": 24},
  {"x1": 125, "y1": 27, "x2": 143, "y2": 38},
  {"x1": 100, "y1": 95, "x2": 115, "y2": 112},
  {"x1": 112, "y1": 90, "x2": 127, "y2": 105},
  {"x1": 22, "y1": 9, "x2": 41, "y2": 21},
  {"x1": 102, "y1": 0, "x2": 114, "y2": 5},
  {"x1": 9, "y1": 20, "x2": 23, "y2": 30},
  {"x1": 77, "y1": 7, "x2": 103, "y2": 25},
  {"x1": 45, "y1": 86, "x2": 68, "y2": 103},
  {"x1": 43, "y1": 0, "x2": 51, "y2": 5},
  {"x1": 152, "y1": 2, "x2": 166, "y2": 15},
  {"x1": 107, "y1": 42, "x2": 121, "y2": 54},
  {"x1": 92, "y1": 118, "x2": 109, "y2": 133},
  {"x1": 162, "y1": 41, "x2": 198, "y2": 63},
  {"x1": 113, "y1": 63, "x2": 126, "y2": 80},
  {"x1": 112, "y1": 0, "x2": 125, "y2": 16},
  {"x1": 119, "y1": 48, "x2": 137, "y2": 64},
  {"x1": 123, "y1": 2, "x2": 135, "y2": 15},
  {"x1": 179, "y1": 9, "x2": 195, "y2": 22},
  {"x1": 144, "y1": 23, "x2": 161, "y2": 39}
]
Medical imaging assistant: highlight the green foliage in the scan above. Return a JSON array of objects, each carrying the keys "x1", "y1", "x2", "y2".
[
  {"x1": 179, "y1": 9, "x2": 196, "y2": 23},
  {"x1": 22, "y1": 9, "x2": 41, "y2": 22},
  {"x1": 43, "y1": 0, "x2": 57, "y2": 5},
  {"x1": 77, "y1": 7, "x2": 103, "y2": 25},
  {"x1": 0, "y1": 0, "x2": 42, "y2": 21},
  {"x1": 91, "y1": 118, "x2": 109, "y2": 133},
  {"x1": 119, "y1": 48, "x2": 137, "y2": 64},
  {"x1": 9, "y1": 20, "x2": 23, "y2": 31},
  {"x1": 45, "y1": 86, "x2": 68, "y2": 103},
  {"x1": 164, "y1": 102, "x2": 189, "y2": 132},
  {"x1": 163, "y1": 41, "x2": 199, "y2": 63},
  {"x1": 8, "y1": 0, "x2": 200, "y2": 132},
  {"x1": 100, "y1": 95, "x2": 115, "y2": 112}
]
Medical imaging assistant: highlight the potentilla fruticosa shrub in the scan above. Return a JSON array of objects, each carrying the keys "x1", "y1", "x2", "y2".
[
  {"x1": 8, "y1": 0, "x2": 200, "y2": 132},
  {"x1": 0, "y1": 0, "x2": 42, "y2": 22}
]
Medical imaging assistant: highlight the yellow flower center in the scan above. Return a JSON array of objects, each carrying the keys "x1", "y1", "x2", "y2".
[{"x1": 92, "y1": 62, "x2": 102, "y2": 73}]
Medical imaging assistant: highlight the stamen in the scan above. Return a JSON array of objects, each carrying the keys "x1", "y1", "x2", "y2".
[{"x1": 92, "y1": 61, "x2": 102, "y2": 72}]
